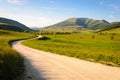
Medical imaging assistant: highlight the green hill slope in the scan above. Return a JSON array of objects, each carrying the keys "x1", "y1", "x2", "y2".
[
  {"x1": 0, "y1": 17, "x2": 30, "y2": 32},
  {"x1": 99, "y1": 22, "x2": 120, "y2": 31},
  {"x1": 99, "y1": 22, "x2": 120, "y2": 34},
  {"x1": 0, "y1": 22, "x2": 23, "y2": 32},
  {"x1": 42, "y1": 18, "x2": 109, "y2": 32}
]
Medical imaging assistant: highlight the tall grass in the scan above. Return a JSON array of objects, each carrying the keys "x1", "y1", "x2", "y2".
[
  {"x1": 23, "y1": 33, "x2": 120, "y2": 67},
  {"x1": 0, "y1": 30, "x2": 32, "y2": 80}
]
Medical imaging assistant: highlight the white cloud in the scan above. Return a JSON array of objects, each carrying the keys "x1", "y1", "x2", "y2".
[
  {"x1": 99, "y1": 1, "x2": 120, "y2": 11},
  {"x1": 108, "y1": 14, "x2": 115, "y2": 19},
  {"x1": 7, "y1": 0, "x2": 25, "y2": 5},
  {"x1": 99, "y1": 1, "x2": 120, "y2": 22},
  {"x1": 49, "y1": 0, "x2": 55, "y2": 4},
  {"x1": 20, "y1": 16, "x2": 59, "y2": 27},
  {"x1": 108, "y1": 4, "x2": 119, "y2": 11},
  {"x1": 0, "y1": 12, "x2": 58, "y2": 27},
  {"x1": 0, "y1": 7, "x2": 4, "y2": 12},
  {"x1": 0, "y1": 5, "x2": 61, "y2": 27},
  {"x1": 1, "y1": 13, "x2": 61, "y2": 27}
]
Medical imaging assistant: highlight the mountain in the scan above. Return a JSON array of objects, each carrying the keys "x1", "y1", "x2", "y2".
[
  {"x1": 0, "y1": 22, "x2": 23, "y2": 32},
  {"x1": 99, "y1": 22, "x2": 120, "y2": 31},
  {"x1": 99, "y1": 22, "x2": 120, "y2": 34},
  {"x1": 0, "y1": 17, "x2": 30, "y2": 32},
  {"x1": 42, "y1": 18, "x2": 109, "y2": 32},
  {"x1": 30, "y1": 26, "x2": 41, "y2": 31}
]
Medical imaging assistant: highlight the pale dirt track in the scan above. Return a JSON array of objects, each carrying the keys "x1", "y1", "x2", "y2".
[{"x1": 12, "y1": 41, "x2": 120, "y2": 80}]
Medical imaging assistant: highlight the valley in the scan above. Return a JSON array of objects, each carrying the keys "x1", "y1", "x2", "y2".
[
  {"x1": 1, "y1": 0, "x2": 120, "y2": 80},
  {"x1": 0, "y1": 17, "x2": 120, "y2": 80}
]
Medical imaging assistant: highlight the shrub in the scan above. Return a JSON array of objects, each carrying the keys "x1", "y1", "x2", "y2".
[
  {"x1": 38, "y1": 36, "x2": 51, "y2": 40},
  {"x1": 92, "y1": 35, "x2": 95, "y2": 39},
  {"x1": 110, "y1": 36, "x2": 114, "y2": 40}
]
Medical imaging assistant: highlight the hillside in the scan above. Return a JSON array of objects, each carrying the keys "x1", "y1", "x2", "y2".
[
  {"x1": 0, "y1": 22, "x2": 23, "y2": 32},
  {"x1": 41, "y1": 18, "x2": 109, "y2": 32},
  {"x1": 99, "y1": 22, "x2": 120, "y2": 31},
  {"x1": 0, "y1": 17, "x2": 30, "y2": 31},
  {"x1": 99, "y1": 22, "x2": 120, "y2": 34}
]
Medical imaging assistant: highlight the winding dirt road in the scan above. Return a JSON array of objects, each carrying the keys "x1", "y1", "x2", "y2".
[{"x1": 12, "y1": 41, "x2": 120, "y2": 80}]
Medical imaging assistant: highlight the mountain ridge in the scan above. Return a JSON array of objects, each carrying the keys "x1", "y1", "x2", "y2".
[
  {"x1": 99, "y1": 22, "x2": 120, "y2": 31},
  {"x1": 0, "y1": 17, "x2": 30, "y2": 32},
  {"x1": 0, "y1": 22, "x2": 23, "y2": 32},
  {"x1": 42, "y1": 18, "x2": 110, "y2": 31}
]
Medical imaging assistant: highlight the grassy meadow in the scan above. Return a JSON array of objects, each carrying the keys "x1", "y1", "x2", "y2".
[
  {"x1": 0, "y1": 30, "x2": 33, "y2": 80},
  {"x1": 23, "y1": 31, "x2": 120, "y2": 67}
]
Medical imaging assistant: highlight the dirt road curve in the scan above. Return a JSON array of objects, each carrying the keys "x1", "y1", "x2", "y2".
[{"x1": 12, "y1": 41, "x2": 120, "y2": 80}]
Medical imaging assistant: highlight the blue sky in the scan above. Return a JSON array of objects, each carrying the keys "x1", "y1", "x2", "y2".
[{"x1": 0, "y1": 0, "x2": 120, "y2": 27}]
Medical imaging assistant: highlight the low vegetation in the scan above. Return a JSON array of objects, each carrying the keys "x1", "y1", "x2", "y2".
[
  {"x1": 0, "y1": 17, "x2": 30, "y2": 32},
  {"x1": 0, "y1": 30, "x2": 33, "y2": 80},
  {"x1": 0, "y1": 23, "x2": 23, "y2": 32},
  {"x1": 23, "y1": 32, "x2": 120, "y2": 67}
]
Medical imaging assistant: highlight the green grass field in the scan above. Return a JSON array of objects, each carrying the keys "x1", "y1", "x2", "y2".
[
  {"x1": 23, "y1": 32, "x2": 120, "y2": 67},
  {"x1": 0, "y1": 30, "x2": 33, "y2": 80}
]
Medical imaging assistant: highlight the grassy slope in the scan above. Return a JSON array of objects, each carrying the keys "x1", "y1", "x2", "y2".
[
  {"x1": 0, "y1": 30, "x2": 32, "y2": 80},
  {"x1": 102, "y1": 28, "x2": 120, "y2": 35},
  {"x1": 100, "y1": 22, "x2": 120, "y2": 31},
  {"x1": 0, "y1": 23, "x2": 23, "y2": 32},
  {"x1": 0, "y1": 17, "x2": 30, "y2": 31},
  {"x1": 23, "y1": 32, "x2": 120, "y2": 67}
]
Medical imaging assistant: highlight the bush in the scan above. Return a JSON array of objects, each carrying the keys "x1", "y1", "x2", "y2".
[
  {"x1": 92, "y1": 35, "x2": 95, "y2": 39},
  {"x1": 110, "y1": 36, "x2": 114, "y2": 40},
  {"x1": 38, "y1": 36, "x2": 51, "y2": 40}
]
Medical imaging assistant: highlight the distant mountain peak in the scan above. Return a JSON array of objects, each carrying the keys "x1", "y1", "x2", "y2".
[
  {"x1": 42, "y1": 17, "x2": 110, "y2": 31},
  {"x1": 101, "y1": 19, "x2": 109, "y2": 24},
  {"x1": 66, "y1": 18, "x2": 77, "y2": 23}
]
